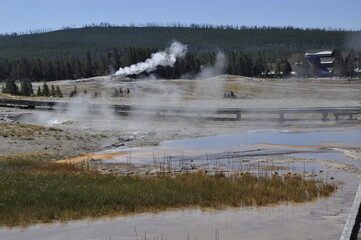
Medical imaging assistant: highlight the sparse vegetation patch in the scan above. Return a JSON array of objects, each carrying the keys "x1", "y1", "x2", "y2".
[
  {"x1": 0, "y1": 123, "x2": 61, "y2": 140},
  {"x1": 0, "y1": 158, "x2": 337, "y2": 227}
]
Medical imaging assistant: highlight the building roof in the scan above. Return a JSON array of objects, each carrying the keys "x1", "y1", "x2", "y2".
[
  {"x1": 306, "y1": 49, "x2": 334, "y2": 54},
  {"x1": 305, "y1": 50, "x2": 334, "y2": 57},
  {"x1": 320, "y1": 57, "x2": 335, "y2": 64}
]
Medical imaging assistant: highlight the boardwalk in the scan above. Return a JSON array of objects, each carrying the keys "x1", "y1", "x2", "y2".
[
  {"x1": 340, "y1": 182, "x2": 361, "y2": 240},
  {"x1": 0, "y1": 98, "x2": 361, "y2": 122}
]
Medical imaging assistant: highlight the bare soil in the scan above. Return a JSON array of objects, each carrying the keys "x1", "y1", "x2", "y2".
[{"x1": 0, "y1": 75, "x2": 360, "y2": 161}]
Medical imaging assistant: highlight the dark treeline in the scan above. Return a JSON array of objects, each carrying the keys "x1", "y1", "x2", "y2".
[
  {"x1": 0, "y1": 49, "x2": 121, "y2": 82},
  {"x1": 1, "y1": 22, "x2": 353, "y2": 38},
  {"x1": 1, "y1": 78, "x2": 63, "y2": 97},
  {"x1": 0, "y1": 25, "x2": 358, "y2": 61},
  {"x1": 153, "y1": 50, "x2": 266, "y2": 79},
  {"x1": 1, "y1": 46, "x2": 360, "y2": 83},
  {"x1": 0, "y1": 47, "x2": 270, "y2": 82}
]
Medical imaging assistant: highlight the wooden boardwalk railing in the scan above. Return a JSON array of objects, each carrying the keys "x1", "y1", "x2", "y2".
[
  {"x1": 340, "y1": 182, "x2": 361, "y2": 240},
  {"x1": 1, "y1": 98, "x2": 360, "y2": 121}
]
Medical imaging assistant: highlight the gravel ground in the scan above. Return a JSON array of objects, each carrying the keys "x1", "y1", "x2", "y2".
[{"x1": 0, "y1": 75, "x2": 360, "y2": 160}]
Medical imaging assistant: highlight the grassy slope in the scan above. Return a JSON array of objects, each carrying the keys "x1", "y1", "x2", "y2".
[{"x1": 0, "y1": 26, "x2": 356, "y2": 60}]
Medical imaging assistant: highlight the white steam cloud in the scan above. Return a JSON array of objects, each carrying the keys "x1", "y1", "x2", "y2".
[
  {"x1": 191, "y1": 51, "x2": 227, "y2": 100},
  {"x1": 196, "y1": 51, "x2": 227, "y2": 79},
  {"x1": 115, "y1": 41, "x2": 187, "y2": 76},
  {"x1": 20, "y1": 93, "x2": 118, "y2": 128}
]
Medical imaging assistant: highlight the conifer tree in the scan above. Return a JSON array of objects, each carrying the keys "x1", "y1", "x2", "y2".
[
  {"x1": 4, "y1": 78, "x2": 18, "y2": 95},
  {"x1": 69, "y1": 86, "x2": 77, "y2": 97},
  {"x1": 297, "y1": 59, "x2": 310, "y2": 77},
  {"x1": 42, "y1": 82, "x2": 50, "y2": 97},
  {"x1": 27, "y1": 79, "x2": 33, "y2": 95},
  {"x1": 333, "y1": 50, "x2": 345, "y2": 77},
  {"x1": 44, "y1": 61, "x2": 55, "y2": 81},
  {"x1": 84, "y1": 51, "x2": 93, "y2": 78},
  {"x1": 65, "y1": 62, "x2": 73, "y2": 79},
  {"x1": 344, "y1": 50, "x2": 356, "y2": 77},
  {"x1": 37, "y1": 86, "x2": 42, "y2": 96},
  {"x1": 280, "y1": 59, "x2": 292, "y2": 76},
  {"x1": 74, "y1": 56, "x2": 82, "y2": 78},
  {"x1": 309, "y1": 62, "x2": 319, "y2": 77},
  {"x1": 55, "y1": 59, "x2": 62, "y2": 80},
  {"x1": 56, "y1": 86, "x2": 63, "y2": 97},
  {"x1": 50, "y1": 84, "x2": 56, "y2": 96},
  {"x1": 111, "y1": 48, "x2": 121, "y2": 70},
  {"x1": 100, "y1": 52, "x2": 111, "y2": 74},
  {"x1": 20, "y1": 79, "x2": 33, "y2": 96}
]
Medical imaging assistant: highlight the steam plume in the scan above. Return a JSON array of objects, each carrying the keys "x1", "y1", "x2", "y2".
[
  {"x1": 115, "y1": 41, "x2": 187, "y2": 76},
  {"x1": 193, "y1": 51, "x2": 227, "y2": 99},
  {"x1": 196, "y1": 51, "x2": 227, "y2": 79}
]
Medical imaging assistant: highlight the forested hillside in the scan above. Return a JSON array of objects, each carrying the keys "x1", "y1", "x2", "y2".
[
  {"x1": 0, "y1": 25, "x2": 360, "y2": 85},
  {"x1": 0, "y1": 25, "x2": 358, "y2": 61}
]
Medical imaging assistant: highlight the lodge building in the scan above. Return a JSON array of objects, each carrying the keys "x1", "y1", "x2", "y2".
[{"x1": 289, "y1": 49, "x2": 360, "y2": 77}]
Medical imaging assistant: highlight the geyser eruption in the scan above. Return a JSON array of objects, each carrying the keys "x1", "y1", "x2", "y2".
[{"x1": 114, "y1": 41, "x2": 187, "y2": 76}]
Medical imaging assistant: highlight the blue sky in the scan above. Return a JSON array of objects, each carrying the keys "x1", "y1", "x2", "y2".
[{"x1": 1, "y1": 0, "x2": 360, "y2": 34}]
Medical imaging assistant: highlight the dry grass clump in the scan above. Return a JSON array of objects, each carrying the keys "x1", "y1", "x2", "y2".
[
  {"x1": 0, "y1": 153, "x2": 58, "y2": 173},
  {"x1": 0, "y1": 123, "x2": 44, "y2": 139},
  {"x1": 0, "y1": 123, "x2": 61, "y2": 140},
  {"x1": 0, "y1": 157, "x2": 337, "y2": 227}
]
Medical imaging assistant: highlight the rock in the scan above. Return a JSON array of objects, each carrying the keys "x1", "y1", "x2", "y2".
[
  {"x1": 117, "y1": 136, "x2": 134, "y2": 142},
  {"x1": 104, "y1": 142, "x2": 126, "y2": 149},
  {"x1": 112, "y1": 142, "x2": 126, "y2": 147}
]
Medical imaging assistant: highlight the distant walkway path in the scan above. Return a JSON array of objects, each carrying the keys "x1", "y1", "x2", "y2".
[
  {"x1": 1, "y1": 98, "x2": 361, "y2": 122},
  {"x1": 340, "y1": 182, "x2": 361, "y2": 240}
]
